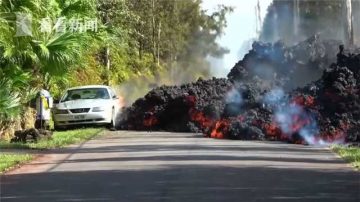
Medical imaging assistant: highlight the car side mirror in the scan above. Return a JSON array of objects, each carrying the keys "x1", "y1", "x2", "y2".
[
  {"x1": 53, "y1": 99, "x2": 60, "y2": 104},
  {"x1": 112, "y1": 95, "x2": 118, "y2": 99}
]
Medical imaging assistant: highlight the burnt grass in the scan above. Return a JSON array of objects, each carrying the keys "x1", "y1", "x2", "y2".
[{"x1": 118, "y1": 37, "x2": 360, "y2": 144}]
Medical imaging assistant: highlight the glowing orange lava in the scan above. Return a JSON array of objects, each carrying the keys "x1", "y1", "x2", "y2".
[
  {"x1": 189, "y1": 108, "x2": 214, "y2": 129},
  {"x1": 264, "y1": 123, "x2": 281, "y2": 137},
  {"x1": 291, "y1": 95, "x2": 315, "y2": 107},
  {"x1": 143, "y1": 116, "x2": 158, "y2": 127},
  {"x1": 210, "y1": 120, "x2": 230, "y2": 139}
]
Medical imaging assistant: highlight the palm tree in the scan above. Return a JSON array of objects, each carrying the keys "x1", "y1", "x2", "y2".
[{"x1": 0, "y1": 0, "x2": 99, "y2": 136}]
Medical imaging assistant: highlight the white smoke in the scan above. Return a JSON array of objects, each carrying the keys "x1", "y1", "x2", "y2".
[
  {"x1": 225, "y1": 87, "x2": 243, "y2": 105},
  {"x1": 262, "y1": 88, "x2": 336, "y2": 145}
]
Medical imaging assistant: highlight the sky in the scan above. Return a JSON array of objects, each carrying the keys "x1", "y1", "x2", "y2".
[{"x1": 201, "y1": 0, "x2": 273, "y2": 77}]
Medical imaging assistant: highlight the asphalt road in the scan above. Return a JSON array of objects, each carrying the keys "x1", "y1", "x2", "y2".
[{"x1": 1, "y1": 131, "x2": 359, "y2": 202}]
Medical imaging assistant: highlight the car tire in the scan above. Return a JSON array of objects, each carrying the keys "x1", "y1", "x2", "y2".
[
  {"x1": 54, "y1": 124, "x2": 66, "y2": 131},
  {"x1": 108, "y1": 108, "x2": 117, "y2": 129}
]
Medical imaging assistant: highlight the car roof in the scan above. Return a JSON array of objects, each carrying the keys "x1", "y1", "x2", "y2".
[{"x1": 67, "y1": 85, "x2": 111, "y2": 91}]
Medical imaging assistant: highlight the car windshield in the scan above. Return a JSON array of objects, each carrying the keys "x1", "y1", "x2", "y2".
[{"x1": 61, "y1": 88, "x2": 110, "y2": 102}]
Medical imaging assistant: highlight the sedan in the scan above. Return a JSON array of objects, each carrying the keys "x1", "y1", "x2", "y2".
[{"x1": 53, "y1": 85, "x2": 121, "y2": 129}]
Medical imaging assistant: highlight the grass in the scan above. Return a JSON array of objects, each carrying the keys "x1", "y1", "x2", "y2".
[
  {"x1": 332, "y1": 145, "x2": 360, "y2": 170},
  {"x1": 0, "y1": 128, "x2": 103, "y2": 173},
  {"x1": 0, "y1": 154, "x2": 33, "y2": 173},
  {"x1": 0, "y1": 128, "x2": 103, "y2": 150}
]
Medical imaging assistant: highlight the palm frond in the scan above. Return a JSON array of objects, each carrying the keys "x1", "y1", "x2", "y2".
[
  {"x1": 0, "y1": 79, "x2": 21, "y2": 120},
  {"x1": 32, "y1": 32, "x2": 88, "y2": 75},
  {"x1": 59, "y1": 0, "x2": 97, "y2": 17}
]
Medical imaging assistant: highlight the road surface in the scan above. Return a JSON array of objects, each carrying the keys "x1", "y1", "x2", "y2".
[{"x1": 1, "y1": 131, "x2": 359, "y2": 202}]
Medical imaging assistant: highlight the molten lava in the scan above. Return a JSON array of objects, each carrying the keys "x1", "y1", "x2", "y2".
[
  {"x1": 210, "y1": 119, "x2": 230, "y2": 139},
  {"x1": 264, "y1": 123, "x2": 281, "y2": 138},
  {"x1": 189, "y1": 109, "x2": 214, "y2": 129},
  {"x1": 143, "y1": 116, "x2": 158, "y2": 127},
  {"x1": 291, "y1": 95, "x2": 315, "y2": 107},
  {"x1": 118, "y1": 40, "x2": 360, "y2": 145}
]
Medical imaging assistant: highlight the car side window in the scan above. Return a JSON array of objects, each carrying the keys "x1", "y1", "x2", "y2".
[{"x1": 110, "y1": 89, "x2": 117, "y2": 99}]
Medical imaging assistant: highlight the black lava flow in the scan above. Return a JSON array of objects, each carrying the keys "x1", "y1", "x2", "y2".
[{"x1": 118, "y1": 37, "x2": 360, "y2": 144}]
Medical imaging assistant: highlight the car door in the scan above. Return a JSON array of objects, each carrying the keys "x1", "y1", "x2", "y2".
[{"x1": 109, "y1": 88, "x2": 120, "y2": 113}]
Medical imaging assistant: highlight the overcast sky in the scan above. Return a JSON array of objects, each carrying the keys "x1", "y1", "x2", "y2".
[{"x1": 201, "y1": 0, "x2": 273, "y2": 76}]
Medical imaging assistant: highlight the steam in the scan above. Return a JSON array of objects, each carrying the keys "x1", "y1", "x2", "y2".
[
  {"x1": 263, "y1": 88, "x2": 343, "y2": 145},
  {"x1": 225, "y1": 87, "x2": 243, "y2": 105},
  {"x1": 263, "y1": 88, "x2": 285, "y2": 106},
  {"x1": 115, "y1": 63, "x2": 213, "y2": 106},
  {"x1": 275, "y1": 104, "x2": 318, "y2": 141},
  {"x1": 263, "y1": 88, "x2": 316, "y2": 143}
]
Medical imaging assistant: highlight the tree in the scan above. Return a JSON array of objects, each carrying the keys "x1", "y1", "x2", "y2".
[
  {"x1": 0, "y1": 0, "x2": 233, "y2": 138},
  {"x1": 260, "y1": 0, "x2": 359, "y2": 45},
  {"x1": 0, "y1": 0, "x2": 99, "y2": 136}
]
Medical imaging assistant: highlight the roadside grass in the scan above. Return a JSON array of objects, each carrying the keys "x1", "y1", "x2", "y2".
[
  {"x1": 0, "y1": 128, "x2": 103, "y2": 173},
  {"x1": 0, "y1": 128, "x2": 103, "y2": 150},
  {"x1": 332, "y1": 145, "x2": 360, "y2": 170},
  {"x1": 0, "y1": 154, "x2": 33, "y2": 173}
]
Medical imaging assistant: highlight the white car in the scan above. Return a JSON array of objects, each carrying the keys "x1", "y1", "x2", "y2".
[{"x1": 53, "y1": 85, "x2": 120, "y2": 129}]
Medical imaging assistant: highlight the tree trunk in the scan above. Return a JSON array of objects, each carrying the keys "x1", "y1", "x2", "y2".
[
  {"x1": 105, "y1": 46, "x2": 110, "y2": 85},
  {"x1": 346, "y1": 0, "x2": 354, "y2": 46},
  {"x1": 152, "y1": 0, "x2": 157, "y2": 63},
  {"x1": 139, "y1": 40, "x2": 143, "y2": 60},
  {"x1": 293, "y1": 0, "x2": 300, "y2": 39},
  {"x1": 157, "y1": 22, "x2": 161, "y2": 66}
]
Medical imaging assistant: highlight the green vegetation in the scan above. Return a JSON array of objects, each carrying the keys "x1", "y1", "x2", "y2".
[
  {"x1": 0, "y1": 128, "x2": 102, "y2": 173},
  {"x1": 32, "y1": 128, "x2": 103, "y2": 149},
  {"x1": 0, "y1": 153, "x2": 33, "y2": 173},
  {"x1": 332, "y1": 145, "x2": 360, "y2": 170},
  {"x1": 0, "y1": 128, "x2": 103, "y2": 149},
  {"x1": 0, "y1": 0, "x2": 231, "y2": 139}
]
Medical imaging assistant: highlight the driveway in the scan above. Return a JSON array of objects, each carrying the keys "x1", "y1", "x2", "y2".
[{"x1": 1, "y1": 131, "x2": 359, "y2": 202}]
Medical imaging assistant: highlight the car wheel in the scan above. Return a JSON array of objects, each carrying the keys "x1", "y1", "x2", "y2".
[
  {"x1": 54, "y1": 124, "x2": 66, "y2": 131},
  {"x1": 108, "y1": 108, "x2": 117, "y2": 129}
]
